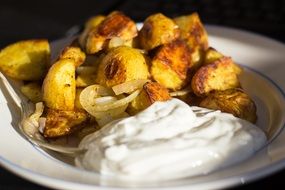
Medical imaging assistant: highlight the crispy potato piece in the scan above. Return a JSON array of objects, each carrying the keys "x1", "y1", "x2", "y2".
[
  {"x1": 174, "y1": 13, "x2": 208, "y2": 69},
  {"x1": 60, "y1": 46, "x2": 86, "y2": 67},
  {"x1": 200, "y1": 89, "x2": 257, "y2": 123},
  {"x1": 0, "y1": 39, "x2": 50, "y2": 80},
  {"x1": 79, "y1": 15, "x2": 106, "y2": 47},
  {"x1": 96, "y1": 46, "x2": 150, "y2": 87},
  {"x1": 191, "y1": 57, "x2": 242, "y2": 96},
  {"x1": 128, "y1": 82, "x2": 171, "y2": 114},
  {"x1": 42, "y1": 59, "x2": 76, "y2": 111},
  {"x1": 20, "y1": 82, "x2": 42, "y2": 103},
  {"x1": 76, "y1": 74, "x2": 97, "y2": 87},
  {"x1": 151, "y1": 40, "x2": 191, "y2": 90},
  {"x1": 138, "y1": 13, "x2": 180, "y2": 50},
  {"x1": 43, "y1": 108, "x2": 88, "y2": 138},
  {"x1": 85, "y1": 11, "x2": 137, "y2": 54},
  {"x1": 204, "y1": 47, "x2": 223, "y2": 65}
]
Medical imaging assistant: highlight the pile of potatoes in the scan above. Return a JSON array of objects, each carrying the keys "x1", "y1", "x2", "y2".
[{"x1": 0, "y1": 11, "x2": 257, "y2": 138}]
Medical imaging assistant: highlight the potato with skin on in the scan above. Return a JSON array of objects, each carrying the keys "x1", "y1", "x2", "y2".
[
  {"x1": 20, "y1": 82, "x2": 42, "y2": 103},
  {"x1": 174, "y1": 13, "x2": 208, "y2": 69},
  {"x1": 128, "y1": 82, "x2": 171, "y2": 114},
  {"x1": 0, "y1": 39, "x2": 50, "y2": 80},
  {"x1": 138, "y1": 13, "x2": 180, "y2": 50},
  {"x1": 204, "y1": 47, "x2": 224, "y2": 65},
  {"x1": 191, "y1": 57, "x2": 242, "y2": 96},
  {"x1": 43, "y1": 108, "x2": 88, "y2": 138},
  {"x1": 60, "y1": 46, "x2": 86, "y2": 67},
  {"x1": 85, "y1": 11, "x2": 137, "y2": 54},
  {"x1": 96, "y1": 46, "x2": 150, "y2": 87},
  {"x1": 79, "y1": 15, "x2": 106, "y2": 48},
  {"x1": 151, "y1": 40, "x2": 191, "y2": 90},
  {"x1": 199, "y1": 89, "x2": 257, "y2": 123}
]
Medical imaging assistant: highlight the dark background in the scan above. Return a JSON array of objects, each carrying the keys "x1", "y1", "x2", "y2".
[{"x1": 0, "y1": 0, "x2": 285, "y2": 189}]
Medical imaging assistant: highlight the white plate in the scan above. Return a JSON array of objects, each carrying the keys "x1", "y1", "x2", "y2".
[{"x1": 0, "y1": 25, "x2": 285, "y2": 190}]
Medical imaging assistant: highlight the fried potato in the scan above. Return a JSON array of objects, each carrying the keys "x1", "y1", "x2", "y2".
[
  {"x1": 0, "y1": 39, "x2": 50, "y2": 80},
  {"x1": 191, "y1": 57, "x2": 242, "y2": 96},
  {"x1": 60, "y1": 46, "x2": 86, "y2": 67},
  {"x1": 43, "y1": 108, "x2": 88, "y2": 138},
  {"x1": 200, "y1": 89, "x2": 257, "y2": 123},
  {"x1": 151, "y1": 40, "x2": 191, "y2": 90},
  {"x1": 76, "y1": 74, "x2": 97, "y2": 87},
  {"x1": 75, "y1": 88, "x2": 84, "y2": 110},
  {"x1": 42, "y1": 59, "x2": 76, "y2": 111},
  {"x1": 128, "y1": 82, "x2": 171, "y2": 114},
  {"x1": 96, "y1": 46, "x2": 150, "y2": 87},
  {"x1": 85, "y1": 11, "x2": 137, "y2": 54},
  {"x1": 174, "y1": 13, "x2": 208, "y2": 69},
  {"x1": 20, "y1": 82, "x2": 42, "y2": 103},
  {"x1": 138, "y1": 13, "x2": 180, "y2": 50},
  {"x1": 79, "y1": 15, "x2": 106, "y2": 47},
  {"x1": 204, "y1": 47, "x2": 223, "y2": 65}
]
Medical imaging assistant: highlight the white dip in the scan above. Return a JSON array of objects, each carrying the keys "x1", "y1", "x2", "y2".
[{"x1": 75, "y1": 98, "x2": 267, "y2": 180}]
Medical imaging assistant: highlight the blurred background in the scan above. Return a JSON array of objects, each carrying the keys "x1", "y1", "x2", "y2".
[{"x1": 0, "y1": 0, "x2": 285, "y2": 189}]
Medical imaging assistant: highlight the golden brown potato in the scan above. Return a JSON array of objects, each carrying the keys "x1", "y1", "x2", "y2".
[
  {"x1": 79, "y1": 15, "x2": 106, "y2": 47},
  {"x1": 128, "y1": 82, "x2": 171, "y2": 114},
  {"x1": 191, "y1": 57, "x2": 242, "y2": 96},
  {"x1": 204, "y1": 47, "x2": 223, "y2": 65},
  {"x1": 42, "y1": 59, "x2": 76, "y2": 111},
  {"x1": 200, "y1": 89, "x2": 257, "y2": 123},
  {"x1": 151, "y1": 40, "x2": 191, "y2": 90},
  {"x1": 85, "y1": 11, "x2": 137, "y2": 54},
  {"x1": 138, "y1": 13, "x2": 180, "y2": 50},
  {"x1": 174, "y1": 13, "x2": 208, "y2": 69},
  {"x1": 96, "y1": 46, "x2": 150, "y2": 87},
  {"x1": 60, "y1": 46, "x2": 86, "y2": 67},
  {"x1": 43, "y1": 108, "x2": 88, "y2": 138},
  {"x1": 20, "y1": 82, "x2": 42, "y2": 103},
  {"x1": 74, "y1": 88, "x2": 84, "y2": 110},
  {"x1": 0, "y1": 39, "x2": 50, "y2": 80}
]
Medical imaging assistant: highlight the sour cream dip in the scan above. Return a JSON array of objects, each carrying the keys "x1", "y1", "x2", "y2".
[{"x1": 75, "y1": 98, "x2": 267, "y2": 180}]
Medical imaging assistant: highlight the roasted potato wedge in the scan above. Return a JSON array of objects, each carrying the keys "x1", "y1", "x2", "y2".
[
  {"x1": 174, "y1": 13, "x2": 208, "y2": 69},
  {"x1": 191, "y1": 57, "x2": 242, "y2": 96},
  {"x1": 79, "y1": 15, "x2": 106, "y2": 47},
  {"x1": 85, "y1": 11, "x2": 137, "y2": 54},
  {"x1": 0, "y1": 39, "x2": 50, "y2": 80},
  {"x1": 200, "y1": 89, "x2": 257, "y2": 123},
  {"x1": 151, "y1": 40, "x2": 191, "y2": 90},
  {"x1": 20, "y1": 82, "x2": 42, "y2": 103},
  {"x1": 43, "y1": 108, "x2": 88, "y2": 138},
  {"x1": 138, "y1": 13, "x2": 180, "y2": 50},
  {"x1": 96, "y1": 46, "x2": 150, "y2": 87},
  {"x1": 42, "y1": 59, "x2": 76, "y2": 111},
  {"x1": 204, "y1": 47, "x2": 223, "y2": 65},
  {"x1": 76, "y1": 74, "x2": 97, "y2": 87},
  {"x1": 128, "y1": 82, "x2": 171, "y2": 114},
  {"x1": 60, "y1": 46, "x2": 86, "y2": 67}
]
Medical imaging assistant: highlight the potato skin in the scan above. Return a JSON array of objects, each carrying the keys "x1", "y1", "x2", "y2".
[
  {"x1": 191, "y1": 57, "x2": 242, "y2": 96},
  {"x1": 60, "y1": 46, "x2": 86, "y2": 67},
  {"x1": 44, "y1": 108, "x2": 88, "y2": 138},
  {"x1": 96, "y1": 46, "x2": 150, "y2": 87},
  {"x1": 174, "y1": 13, "x2": 208, "y2": 69},
  {"x1": 0, "y1": 39, "x2": 50, "y2": 80},
  {"x1": 199, "y1": 89, "x2": 257, "y2": 123},
  {"x1": 151, "y1": 40, "x2": 191, "y2": 90},
  {"x1": 42, "y1": 59, "x2": 76, "y2": 111},
  {"x1": 85, "y1": 11, "x2": 137, "y2": 54},
  {"x1": 138, "y1": 13, "x2": 180, "y2": 50},
  {"x1": 128, "y1": 82, "x2": 171, "y2": 114}
]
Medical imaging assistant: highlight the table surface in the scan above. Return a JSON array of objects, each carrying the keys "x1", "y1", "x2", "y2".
[{"x1": 1, "y1": 0, "x2": 285, "y2": 189}]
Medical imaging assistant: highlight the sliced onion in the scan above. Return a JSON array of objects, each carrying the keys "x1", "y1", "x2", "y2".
[
  {"x1": 170, "y1": 89, "x2": 191, "y2": 97},
  {"x1": 80, "y1": 85, "x2": 114, "y2": 101},
  {"x1": 112, "y1": 79, "x2": 149, "y2": 95}
]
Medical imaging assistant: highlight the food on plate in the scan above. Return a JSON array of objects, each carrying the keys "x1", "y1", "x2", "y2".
[
  {"x1": 138, "y1": 13, "x2": 180, "y2": 50},
  {"x1": 150, "y1": 40, "x2": 191, "y2": 90},
  {"x1": 0, "y1": 11, "x2": 265, "y2": 179},
  {"x1": 84, "y1": 11, "x2": 137, "y2": 54},
  {"x1": 200, "y1": 88, "x2": 257, "y2": 123},
  {"x1": 96, "y1": 46, "x2": 149, "y2": 87},
  {"x1": 0, "y1": 39, "x2": 50, "y2": 80}
]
